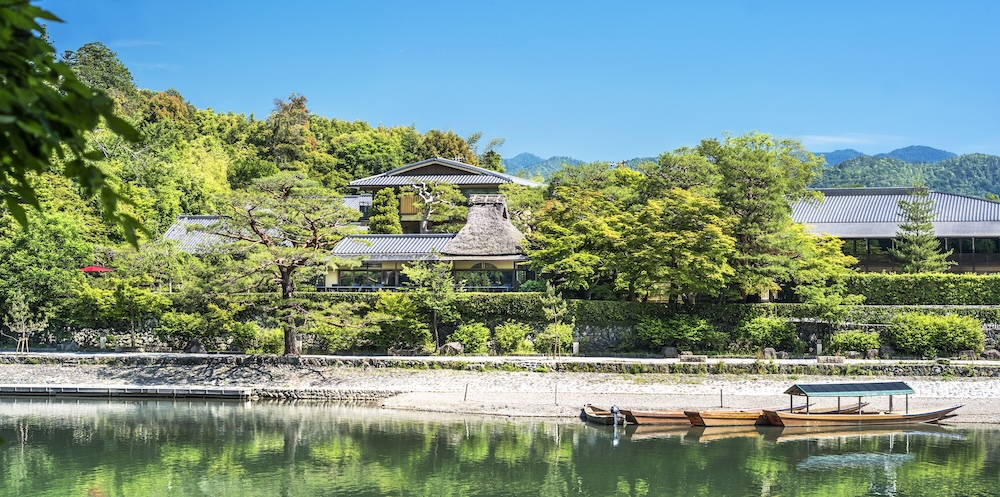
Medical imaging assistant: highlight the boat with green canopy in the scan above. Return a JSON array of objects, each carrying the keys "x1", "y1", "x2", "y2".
[{"x1": 764, "y1": 381, "x2": 962, "y2": 427}]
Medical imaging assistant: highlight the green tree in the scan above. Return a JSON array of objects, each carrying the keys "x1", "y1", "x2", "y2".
[
  {"x1": 0, "y1": 2, "x2": 143, "y2": 243},
  {"x1": 498, "y1": 183, "x2": 545, "y2": 233},
  {"x1": 368, "y1": 188, "x2": 402, "y2": 234},
  {"x1": 403, "y1": 181, "x2": 467, "y2": 233},
  {"x1": 889, "y1": 187, "x2": 954, "y2": 273},
  {"x1": 401, "y1": 259, "x2": 463, "y2": 346},
  {"x1": 617, "y1": 189, "x2": 736, "y2": 302},
  {"x1": 698, "y1": 132, "x2": 823, "y2": 300},
  {"x1": 205, "y1": 172, "x2": 363, "y2": 355},
  {"x1": 80, "y1": 276, "x2": 171, "y2": 348},
  {"x1": 788, "y1": 225, "x2": 865, "y2": 328},
  {"x1": 2, "y1": 293, "x2": 47, "y2": 352},
  {"x1": 366, "y1": 291, "x2": 431, "y2": 351},
  {"x1": 467, "y1": 131, "x2": 505, "y2": 172},
  {"x1": 415, "y1": 130, "x2": 477, "y2": 164},
  {"x1": 62, "y1": 42, "x2": 138, "y2": 110}
]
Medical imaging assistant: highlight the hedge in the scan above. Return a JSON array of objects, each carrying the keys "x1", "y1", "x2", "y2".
[{"x1": 846, "y1": 273, "x2": 1000, "y2": 305}]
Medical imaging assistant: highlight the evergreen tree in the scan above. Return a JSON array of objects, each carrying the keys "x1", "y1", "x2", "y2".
[
  {"x1": 368, "y1": 188, "x2": 402, "y2": 234},
  {"x1": 889, "y1": 187, "x2": 954, "y2": 273}
]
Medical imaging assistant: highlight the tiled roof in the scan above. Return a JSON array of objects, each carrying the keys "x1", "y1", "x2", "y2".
[
  {"x1": 332, "y1": 234, "x2": 456, "y2": 261},
  {"x1": 792, "y1": 188, "x2": 1000, "y2": 238},
  {"x1": 343, "y1": 194, "x2": 372, "y2": 210},
  {"x1": 163, "y1": 215, "x2": 225, "y2": 253},
  {"x1": 348, "y1": 157, "x2": 542, "y2": 188}
]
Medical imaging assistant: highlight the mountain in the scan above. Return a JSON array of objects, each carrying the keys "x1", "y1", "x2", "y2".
[
  {"x1": 816, "y1": 149, "x2": 864, "y2": 167},
  {"x1": 812, "y1": 153, "x2": 1000, "y2": 198},
  {"x1": 503, "y1": 155, "x2": 584, "y2": 179},
  {"x1": 502, "y1": 153, "x2": 545, "y2": 172},
  {"x1": 875, "y1": 146, "x2": 956, "y2": 163}
]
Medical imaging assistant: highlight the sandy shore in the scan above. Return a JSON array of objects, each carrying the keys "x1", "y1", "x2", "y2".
[{"x1": 1, "y1": 358, "x2": 998, "y2": 423}]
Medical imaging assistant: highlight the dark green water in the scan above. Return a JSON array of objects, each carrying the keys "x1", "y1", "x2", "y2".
[{"x1": 0, "y1": 398, "x2": 997, "y2": 496}]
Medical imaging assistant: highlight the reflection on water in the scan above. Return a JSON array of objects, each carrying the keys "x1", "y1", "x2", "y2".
[{"x1": 0, "y1": 398, "x2": 998, "y2": 496}]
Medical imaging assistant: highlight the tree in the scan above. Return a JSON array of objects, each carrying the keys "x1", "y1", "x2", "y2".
[
  {"x1": 403, "y1": 181, "x2": 467, "y2": 233},
  {"x1": 3, "y1": 293, "x2": 47, "y2": 353},
  {"x1": 467, "y1": 131, "x2": 505, "y2": 172},
  {"x1": 401, "y1": 259, "x2": 463, "y2": 347},
  {"x1": 787, "y1": 225, "x2": 865, "y2": 328},
  {"x1": 205, "y1": 172, "x2": 363, "y2": 355},
  {"x1": 368, "y1": 188, "x2": 402, "y2": 234},
  {"x1": 62, "y1": 42, "x2": 138, "y2": 109},
  {"x1": 79, "y1": 276, "x2": 171, "y2": 348},
  {"x1": 889, "y1": 186, "x2": 954, "y2": 273},
  {"x1": 0, "y1": 2, "x2": 143, "y2": 244},
  {"x1": 415, "y1": 130, "x2": 477, "y2": 165},
  {"x1": 697, "y1": 132, "x2": 823, "y2": 300},
  {"x1": 616, "y1": 189, "x2": 736, "y2": 302}
]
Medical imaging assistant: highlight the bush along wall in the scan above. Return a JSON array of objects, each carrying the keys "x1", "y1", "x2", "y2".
[{"x1": 846, "y1": 273, "x2": 1000, "y2": 305}]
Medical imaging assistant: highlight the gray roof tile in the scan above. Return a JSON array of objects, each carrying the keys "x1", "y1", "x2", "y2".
[
  {"x1": 348, "y1": 157, "x2": 542, "y2": 188},
  {"x1": 793, "y1": 188, "x2": 1000, "y2": 238}
]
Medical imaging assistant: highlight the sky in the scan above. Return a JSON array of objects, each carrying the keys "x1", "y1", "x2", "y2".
[{"x1": 42, "y1": 1, "x2": 1000, "y2": 161}]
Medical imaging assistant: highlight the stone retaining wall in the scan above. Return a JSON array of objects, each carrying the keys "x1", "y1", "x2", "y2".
[{"x1": 2, "y1": 353, "x2": 1000, "y2": 378}]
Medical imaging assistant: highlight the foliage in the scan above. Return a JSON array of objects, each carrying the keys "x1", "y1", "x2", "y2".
[
  {"x1": 814, "y1": 153, "x2": 1000, "y2": 199},
  {"x1": 2, "y1": 293, "x2": 48, "y2": 349},
  {"x1": 827, "y1": 330, "x2": 880, "y2": 354},
  {"x1": 497, "y1": 183, "x2": 544, "y2": 233},
  {"x1": 367, "y1": 291, "x2": 431, "y2": 351},
  {"x1": 402, "y1": 181, "x2": 467, "y2": 233},
  {"x1": 535, "y1": 323, "x2": 573, "y2": 355},
  {"x1": 492, "y1": 320, "x2": 533, "y2": 355},
  {"x1": 735, "y1": 316, "x2": 803, "y2": 353},
  {"x1": 244, "y1": 325, "x2": 284, "y2": 354},
  {"x1": 204, "y1": 172, "x2": 361, "y2": 354},
  {"x1": 635, "y1": 316, "x2": 723, "y2": 352},
  {"x1": 517, "y1": 280, "x2": 544, "y2": 292},
  {"x1": 0, "y1": 3, "x2": 143, "y2": 243},
  {"x1": 415, "y1": 130, "x2": 477, "y2": 165},
  {"x1": 889, "y1": 186, "x2": 954, "y2": 273},
  {"x1": 448, "y1": 322, "x2": 490, "y2": 354},
  {"x1": 155, "y1": 312, "x2": 206, "y2": 343},
  {"x1": 698, "y1": 132, "x2": 822, "y2": 300},
  {"x1": 78, "y1": 277, "x2": 171, "y2": 347},
  {"x1": 885, "y1": 313, "x2": 984, "y2": 357},
  {"x1": 402, "y1": 259, "x2": 463, "y2": 345},
  {"x1": 787, "y1": 226, "x2": 865, "y2": 325},
  {"x1": 368, "y1": 188, "x2": 402, "y2": 234},
  {"x1": 844, "y1": 273, "x2": 1000, "y2": 305}
]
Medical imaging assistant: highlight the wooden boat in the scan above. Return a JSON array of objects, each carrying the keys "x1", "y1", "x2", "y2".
[
  {"x1": 621, "y1": 408, "x2": 689, "y2": 425},
  {"x1": 766, "y1": 381, "x2": 963, "y2": 427},
  {"x1": 685, "y1": 402, "x2": 812, "y2": 427},
  {"x1": 765, "y1": 404, "x2": 963, "y2": 427},
  {"x1": 582, "y1": 404, "x2": 626, "y2": 425},
  {"x1": 760, "y1": 402, "x2": 868, "y2": 425}
]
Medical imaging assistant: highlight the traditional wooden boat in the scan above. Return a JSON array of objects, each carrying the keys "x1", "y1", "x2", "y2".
[
  {"x1": 621, "y1": 408, "x2": 689, "y2": 425},
  {"x1": 760, "y1": 402, "x2": 868, "y2": 425},
  {"x1": 764, "y1": 381, "x2": 963, "y2": 427},
  {"x1": 766, "y1": 404, "x2": 963, "y2": 427},
  {"x1": 582, "y1": 404, "x2": 626, "y2": 425},
  {"x1": 685, "y1": 402, "x2": 812, "y2": 427}
]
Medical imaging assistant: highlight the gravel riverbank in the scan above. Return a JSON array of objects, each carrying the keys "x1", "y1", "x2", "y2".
[{"x1": 1, "y1": 354, "x2": 999, "y2": 423}]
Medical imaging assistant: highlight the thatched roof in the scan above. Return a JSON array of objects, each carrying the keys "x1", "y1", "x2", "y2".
[{"x1": 442, "y1": 194, "x2": 526, "y2": 256}]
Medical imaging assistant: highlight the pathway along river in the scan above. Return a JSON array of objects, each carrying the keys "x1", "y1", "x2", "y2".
[{"x1": 0, "y1": 398, "x2": 997, "y2": 496}]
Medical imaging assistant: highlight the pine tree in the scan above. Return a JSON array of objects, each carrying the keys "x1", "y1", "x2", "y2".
[
  {"x1": 889, "y1": 187, "x2": 954, "y2": 273},
  {"x1": 368, "y1": 188, "x2": 402, "y2": 234}
]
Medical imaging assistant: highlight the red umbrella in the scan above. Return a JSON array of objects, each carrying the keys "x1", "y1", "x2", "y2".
[{"x1": 81, "y1": 265, "x2": 114, "y2": 273}]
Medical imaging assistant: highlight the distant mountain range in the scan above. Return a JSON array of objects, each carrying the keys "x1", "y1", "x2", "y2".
[{"x1": 503, "y1": 146, "x2": 1000, "y2": 198}]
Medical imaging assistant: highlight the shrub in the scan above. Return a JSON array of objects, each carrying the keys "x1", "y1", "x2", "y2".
[
  {"x1": 156, "y1": 312, "x2": 206, "y2": 343},
  {"x1": 493, "y1": 320, "x2": 532, "y2": 354},
  {"x1": 736, "y1": 316, "x2": 803, "y2": 353},
  {"x1": 518, "y1": 280, "x2": 545, "y2": 292},
  {"x1": 368, "y1": 291, "x2": 431, "y2": 351},
  {"x1": 448, "y1": 322, "x2": 490, "y2": 354},
  {"x1": 535, "y1": 323, "x2": 573, "y2": 355},
  {"x1": 245, "y1": 325, "x2": 283, "y2": 354},
  {"x1": 828, "y1": 330, "x2": 880, "y2": 354},
  {"x1": 635, "y1": 315, "x2": 722, "y2": 352},
  {"x1": 886, "y1": 313, "x2": 984, "y2": 357}
]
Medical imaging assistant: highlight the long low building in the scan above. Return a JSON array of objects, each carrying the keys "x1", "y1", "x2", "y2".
[{"x1": 792, "y1": 188, "x2": 1000, "y2": 272}]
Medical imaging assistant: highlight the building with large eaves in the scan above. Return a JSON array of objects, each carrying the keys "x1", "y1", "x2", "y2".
[{"x1": 791, "y1": 188, "x2": 1000, "y2": 273}]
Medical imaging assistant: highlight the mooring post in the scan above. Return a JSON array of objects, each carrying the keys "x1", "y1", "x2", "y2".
[
  {"x1": 554, "y1": 383, "x2": 558, "y2": 405},
  {"x1": 464, "y1": 383, "x2": 469, "y2": 402},
  {"x1": 719, "y1": 388, "x2": 723, "y2": 407}
]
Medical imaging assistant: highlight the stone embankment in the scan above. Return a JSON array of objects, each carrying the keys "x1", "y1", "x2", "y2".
[{"x1": 2, "y1": 352, "x2": 1000, "y2": 423}]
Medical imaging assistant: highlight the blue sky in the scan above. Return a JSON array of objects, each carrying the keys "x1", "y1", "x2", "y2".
[{"x1": 43, "y1": 1, "x2": 1000, "y2": 161}]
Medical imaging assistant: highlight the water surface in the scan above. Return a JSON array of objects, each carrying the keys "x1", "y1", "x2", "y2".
[{"x1": 0, "y1": 398, "x2": 997, "y2": 496}]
